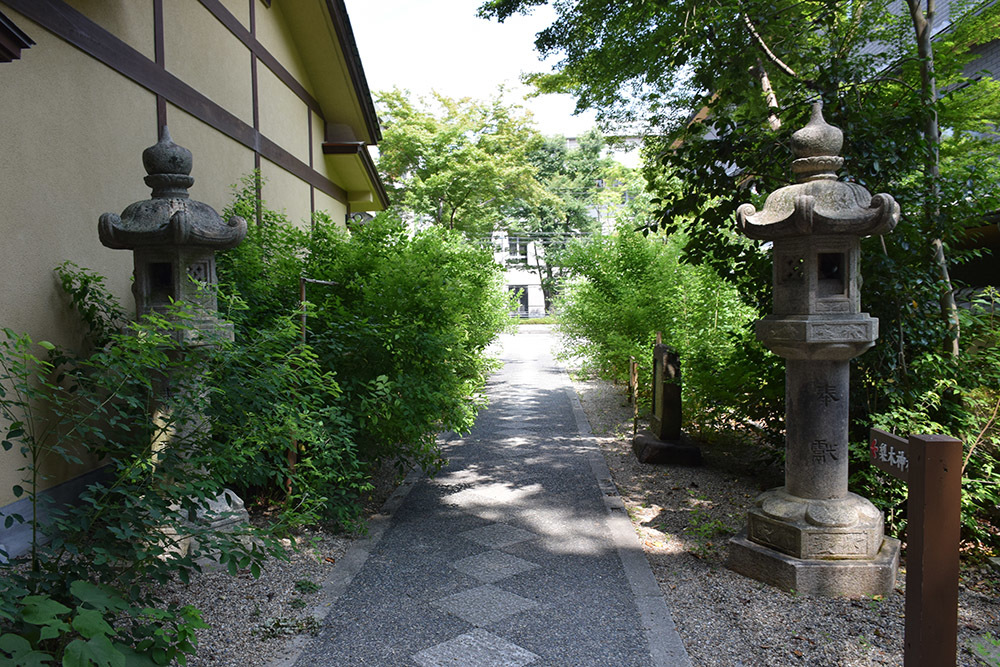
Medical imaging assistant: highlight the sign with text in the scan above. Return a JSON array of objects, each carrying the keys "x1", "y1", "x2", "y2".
[
  {"x1": 870, "y1": 431, "x2": 963, "y2": 667},
  {"x1": 869, "y1": 428, "x2": 910, "y2": 481}
]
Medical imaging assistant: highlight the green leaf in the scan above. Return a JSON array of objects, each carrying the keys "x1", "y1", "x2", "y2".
[
  {"x1": 116, "y1": 645, "x2": 159, "y2": 667},
  {"x1": 63, "y1": 634, "x2": 125, "y2": 667},
  {"x1": 21, "y1": 596, "x2": 72, "y2": 625},
  {"x1": 12, "y1": 485, "x2": 23, "y2": 498},
  {"x1": 37, "y1": 341, "x2": 55, "y2": 352},
  {"x1": 72, "y1": 608, "x2": 115, "y2": 640},
  {"x1": 0, "y1": 633, "x2": 40, "y2": 660},
  {"x1": 70, "y1": 581, "x2": 128, "y2": 614}
]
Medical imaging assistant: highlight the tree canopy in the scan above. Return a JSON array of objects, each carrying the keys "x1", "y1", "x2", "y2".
[
  {"x1": 481, "y1": 0, "x2": 1000, "y2": 552},
  {"x1": 375, "y1": 89, "x2": 552, "y2": 237}
]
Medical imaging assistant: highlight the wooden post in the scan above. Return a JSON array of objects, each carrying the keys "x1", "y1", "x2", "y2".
[
  {"x1": 629, "y1": 356, "x2": 639, "y2": 436},
  {"x1": 905, "y1": 434, "x2": 962, "y2": 667},
  {"x1": 870, "y1": 429, "x2": 962, "y2": 667}
]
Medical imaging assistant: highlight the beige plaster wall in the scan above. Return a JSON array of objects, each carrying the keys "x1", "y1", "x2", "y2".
[
  {"x1": 313, "y1": 190, "x2": 349, "y2": 229},
  {"x1": 258, "y1": 64, "x2": 311, "y2": 166},
  {"x1": 165, "y1": 104, "x2": 256, "y2": 215},
  {"x1": 164, "y1": 0, "x2": 253, "y2": 126},
  {"x1": 260, "y1": 159, "x2": 313, "y2": 230},
  {"x1": 64, "y1": 0, "x2": 156, "y2": 60},
  {"x1": 254, "y1": 1, "x2": 316, "y2": 99},
  {"x1": 0, "y1": 12, "x2": 156, "y2": 503},
  {"x1": 310, "y1": 110, "x2": 326, "y2": 161}
]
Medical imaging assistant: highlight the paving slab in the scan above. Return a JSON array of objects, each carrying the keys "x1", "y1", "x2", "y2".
[{"x1": 278, "y1": 328, "x2": 691, "y2": 666}]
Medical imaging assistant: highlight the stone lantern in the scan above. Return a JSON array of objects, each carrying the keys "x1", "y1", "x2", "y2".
[
  {"x1": 99, "y1": 127, "x2": 246, "y2": 331},
  {"x1": 727, "y1": 103, "x2": 901, "y2": 597},
  {"x1": 99, "y1": 127, "x2": 249, "y2": 538}
]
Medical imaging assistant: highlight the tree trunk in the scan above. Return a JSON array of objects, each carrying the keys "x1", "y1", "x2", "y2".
[
  {"x1": 754, "y1": 58, "x2": 782, "y2": 130},
  {"x1": 906, "y1": 0, "x2": 961, "y2": 356}
]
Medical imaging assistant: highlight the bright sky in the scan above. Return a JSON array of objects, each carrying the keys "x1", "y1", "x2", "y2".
[{"x1": 342, "y1": 0, "x2": 600, "y2": 139}]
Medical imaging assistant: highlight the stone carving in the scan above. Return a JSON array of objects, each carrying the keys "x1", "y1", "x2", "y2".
[
  {"x1": 727, "y1": 103, "x2": 901, "y2": 596},
  {"x1": 810, "y1": 323, "x2": 870, "y2": 341},
  {"x1": 815, "y1": 381, "x2": 840, "y2": 406}
]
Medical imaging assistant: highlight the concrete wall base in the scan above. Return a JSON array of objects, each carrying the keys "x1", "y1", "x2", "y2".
[{"x1": 727, "y1": 531, "x2": 900, "y2": 598}]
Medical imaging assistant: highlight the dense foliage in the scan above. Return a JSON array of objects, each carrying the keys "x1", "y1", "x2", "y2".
[
  {"x1": 483, "y1": 0, "x2": 1000, "y2": 553},
  {"x1": 376, "y1": 89, "x2": 550, "y2": 237},
  {"x1": 216, "y1": 176, "x2": 513, "y2": 521},
  {"x1": 0, "y1": 265, "x2": 280, "y2": 665},
  {"x1": 510, "y1": 130, "x2": 655, "y2": 310},
  {"x1": 554, "y1": 225, "x2": 778, "y2": 436}
]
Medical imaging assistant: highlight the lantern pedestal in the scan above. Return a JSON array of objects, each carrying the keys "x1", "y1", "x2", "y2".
[{"x1": 728, "y1": 532, "x2": 900, "y2": 598}]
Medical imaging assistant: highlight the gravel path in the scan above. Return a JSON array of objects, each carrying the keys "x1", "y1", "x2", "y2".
[{"x1": 168, "y1": 334, "x2": 1000, "y2": 666}]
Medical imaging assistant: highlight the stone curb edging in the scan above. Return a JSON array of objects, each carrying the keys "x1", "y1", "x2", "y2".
[{"x1": 563, "y1": 383, "x2": 693, "y2": 667}]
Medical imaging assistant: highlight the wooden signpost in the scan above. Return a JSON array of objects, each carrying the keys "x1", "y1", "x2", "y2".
[{"x1": 869, "y1": 429, "x2": 963, "y2": 667}]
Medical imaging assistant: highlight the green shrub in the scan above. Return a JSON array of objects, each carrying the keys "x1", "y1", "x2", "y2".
[
  {"x1": 0, "y1": 265, "x2": 282, "y2": 665},
  {"x1": 215, "y1": 179, "x2": 513, "y2": 513},
  {"x1": 304, "y1": 212, "x2": 512, "y2": 467},
  {"x1": 849, "y1": 288, "x2": 1000, "y2": 548},
  {"x1": 553, "y1": 222, "x2": 772, "y2": 432}
]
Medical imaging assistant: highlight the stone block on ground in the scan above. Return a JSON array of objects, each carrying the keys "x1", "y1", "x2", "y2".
[
  {"x1": 632, "y1": 430, "x2": 702, "y2": 466},
  {"x1": 727, "y1": 530, "x2": 900, "y2": 598}
]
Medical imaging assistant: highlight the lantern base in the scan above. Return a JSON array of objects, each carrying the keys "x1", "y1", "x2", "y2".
[
  {"x1": 745, "y1": 487, "x2": 884, "y2": 559},
  {"x1": 727, "y1": 531, "x2": 899, "y2": 598}
]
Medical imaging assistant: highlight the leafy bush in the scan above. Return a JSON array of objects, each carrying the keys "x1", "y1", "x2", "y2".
[
  {"x1": 216, "y1": 178, "x2": 513, "y2": 514},
  {"x1": 850, "y1": 289, "x2": 1000, "y2": 548},
  {"x1": 0, "y1": 265, "x2": 281, "y2": 665},
  {"x1": 304, "y1": 212, "x2": 513, "y2": 467},
  {"x1": 553, "y1": 222, "x2": 771, "y2": 433}
]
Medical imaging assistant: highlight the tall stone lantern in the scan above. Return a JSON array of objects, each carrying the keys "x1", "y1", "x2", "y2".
[
  {"x1": 99, "y1": 127, "x2": 249, "y2": 537},
  {"x1": 727, "y1": 103, "x2": 901, "y2": 597}
]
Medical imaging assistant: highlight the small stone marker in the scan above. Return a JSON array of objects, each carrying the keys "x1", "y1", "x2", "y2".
[
  {"x1": 632, "y1": 338, "x2": 701, "y2": 466},
  {"x1": 650, "y1": 343, "x2": 681, "y2": 442},
  {"x1": 870, "y1": 429, "x2": 962, "y2": 667}
]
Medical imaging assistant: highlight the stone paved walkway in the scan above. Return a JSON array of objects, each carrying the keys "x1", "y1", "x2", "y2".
[{"x1": 275, "y1": 328, "x2": 691, "y2": 666}]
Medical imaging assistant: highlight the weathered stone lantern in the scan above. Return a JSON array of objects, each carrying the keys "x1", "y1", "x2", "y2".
[
  {"x1": 99, "y1": 127, "x2": 246, "y2": 332},
  {"x1": 99, "y1": 127, "x2": 249, "y2": 538},
  {"x1": 727, "y1": 103, "x2": 901, "y2": 597}
]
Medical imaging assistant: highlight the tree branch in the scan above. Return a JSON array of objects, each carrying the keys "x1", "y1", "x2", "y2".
[{"x1": 740, "y1": 9, "x2": 797, "y2": 78}]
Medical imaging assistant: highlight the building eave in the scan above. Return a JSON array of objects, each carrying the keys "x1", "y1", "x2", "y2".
[
  {"x1": 324, "y1": 0, "x2": 381, "y2": 144},
  {"x1": 0, "y1": 8, "x2": 34, "y2": 62},
  {"x1": 322, "y1": 141, "x2": 389, "y2": 211}
]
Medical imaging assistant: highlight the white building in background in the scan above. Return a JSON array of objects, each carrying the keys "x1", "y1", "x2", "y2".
[{"x1": 491, "y1": 231, "x2": 547, "y2": 318}]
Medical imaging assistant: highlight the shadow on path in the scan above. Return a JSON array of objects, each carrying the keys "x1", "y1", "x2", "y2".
[{"x1": 278, "y1": 330, "x2": 691, "y2": 667}]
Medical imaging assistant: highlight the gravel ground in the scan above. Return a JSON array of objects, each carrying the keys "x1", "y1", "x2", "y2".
[
  {"x1": 571, "y1": 372, "x2": 1000, "y2": 667},
  {"x1": 169, "y1": 371, "x2": 1000, "y2": 667}
]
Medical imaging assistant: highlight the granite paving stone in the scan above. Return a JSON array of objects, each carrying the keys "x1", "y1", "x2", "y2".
[{"x1": 285, "y1": 328, "x2": 690, "y2": 666}]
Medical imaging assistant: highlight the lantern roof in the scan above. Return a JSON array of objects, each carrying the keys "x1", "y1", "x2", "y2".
[
  {"x1": 99, "y1": 128, "x2": 246, "y2": 250},
  {"x1": 736, "y1": 102, "x2": 899, "y2": 241}
]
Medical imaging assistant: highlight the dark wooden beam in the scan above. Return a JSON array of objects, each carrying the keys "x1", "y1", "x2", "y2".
[{"x1": 0, "y1": 8, "x2": 34, "y2": 62}]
